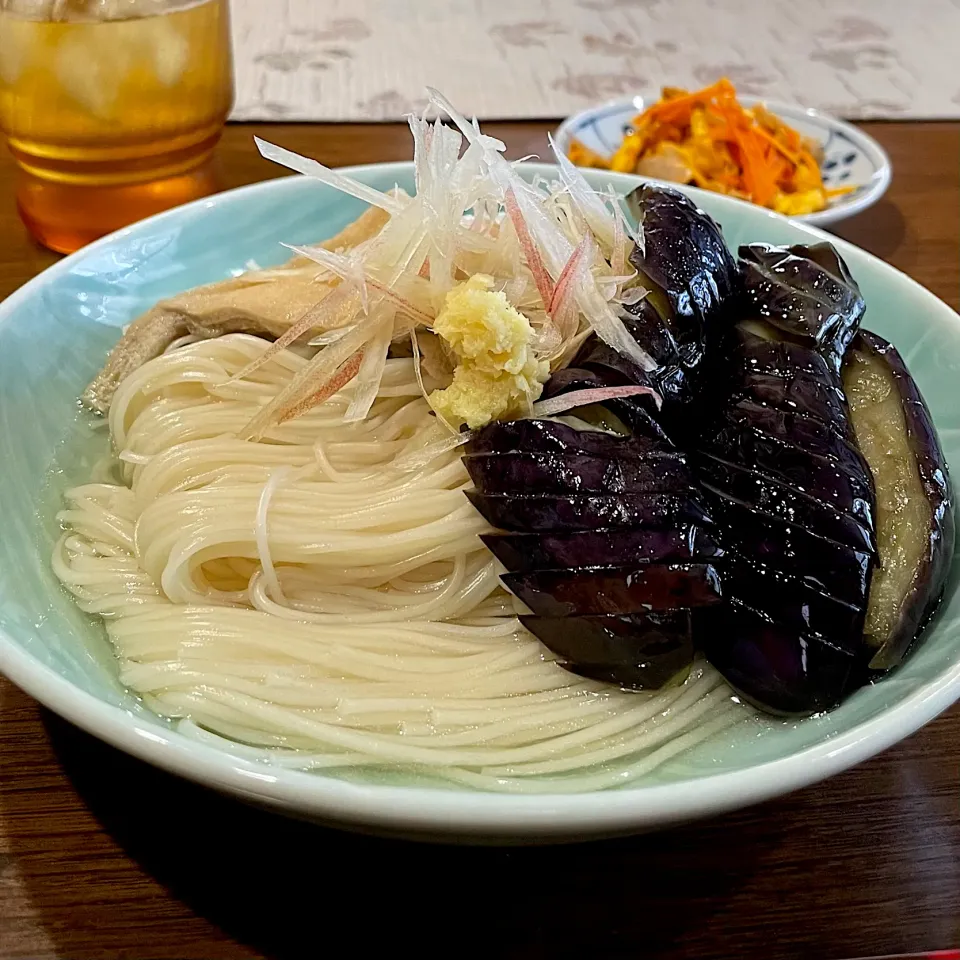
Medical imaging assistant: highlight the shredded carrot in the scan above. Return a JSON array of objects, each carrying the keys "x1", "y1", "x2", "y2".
[
  {"x1": 643, "y1": 78, "x2": 733, "y2": 126},
  {"x1": 752, "y1": 123, "x2": 802, "y2": 167},
  {"x1": 572, "y1": 78, "x2": 840, "y2": 216}
]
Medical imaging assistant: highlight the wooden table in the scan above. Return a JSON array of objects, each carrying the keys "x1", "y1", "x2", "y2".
[{"x1": 1, "y1": 121, "x2": 959, "y2": 960}]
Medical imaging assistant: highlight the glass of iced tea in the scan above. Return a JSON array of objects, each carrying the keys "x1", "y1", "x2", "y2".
[{"x1": 0, "y1": 0, "x2": 233, "y2": 253}]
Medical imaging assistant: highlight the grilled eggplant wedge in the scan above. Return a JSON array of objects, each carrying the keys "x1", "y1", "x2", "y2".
[
  {"x1": 462, "y1": 193, "x2": 953, "y2": 716},
  {"x1": 843, "y1": 331, "x2": 955, "y2": 671},
  {"x1": 465, "y1": 185, "x2": 740, "y2": 689}
]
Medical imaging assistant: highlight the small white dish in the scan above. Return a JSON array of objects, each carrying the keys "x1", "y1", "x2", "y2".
[{"x1": 555, "y1": 95, "x2": 892, "y2": 227}]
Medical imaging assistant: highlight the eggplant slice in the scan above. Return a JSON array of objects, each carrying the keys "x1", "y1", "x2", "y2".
[
  {"x1": 503, "y1": 563, "x2": 723, "y2": 618},
  {"x1": 620, "y1": 184, "x2": 741, "y2": 428},
  {"x1": 700, "y1": 421, "x2": 875, "y2": 520},
  {"x1": 739, "y1": 242, "x2": 866, "y2": 368},
  {"x1": 692, "y1": 241, "x2": 878, "y2": 714},
  {"x1": 466, "y1": 490, "x2": 711, "y2": 533},
  {"x1": 730, "y1": 370, "x2": 854, "y2": 435},
  {"x1": 718, "y1": 399, "x2": 871, "y2": 470},
  {"x1": 481, "y1": 525, "x2": 722, "y2": 573},
  {"x1": 522, "y1": 612, "x2": 695, "y2": 689},
  {"x1": 465, "y1": 417, "x2": 667, "y2": 459},
  {"x1": 733, "y1": 329, "x2": 841, "y2": 381},
  {"x1": 464, "y1": 451, "x2": 692, "y2": 496},
  {"x1": 707, "y1": 495, "x2": 873, "y2": 608},
  {"x1": 462, "y1": 209, "x2": 952, "y2": 712},
  {"x1": 462, "y1": 184, "x2": 741, "y2": 691},
  {"x1": 842, "y1": 331, "x2": 955, "y2": 670},
  {"x1": 696, "y1": 455, "x2": 876, "y2": 554},
  {"x1": 703, "y1": 603, "x2": 858, "y2": 715}
]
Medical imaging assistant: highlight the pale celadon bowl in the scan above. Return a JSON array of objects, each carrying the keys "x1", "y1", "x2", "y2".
[{"x1": 1, "y1": 162, "x2": 958, "y2": 843}]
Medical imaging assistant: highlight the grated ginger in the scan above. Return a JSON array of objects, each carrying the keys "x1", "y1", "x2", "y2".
[{"x1": 427, "y1": 274, "x2": 550, "y2": 429}]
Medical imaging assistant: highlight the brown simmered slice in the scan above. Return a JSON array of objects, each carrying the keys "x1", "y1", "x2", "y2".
[
  {"x1": 719, "y1": 400, "x2": 871, "y2": 474},
  {"x1": 697, "y1": 454, "x2": 875, "y2": 553},
  {"x1": 482, "y1": 524, "x2": 722, "y2": 573},
  {"x1": 464, "y1": 417, "x2": 669, "y2": 459},
  {"x1": 703, "y1": 601, "x2": 858, "y2": 715},
  {"x1": 463, "y1": 451, "x2": 692, "y2": 496},
  {"x1": 706, "y1": 494, "x2": 873, "y2": 608},
  {"x1": 521, "y1": 611, "x2": 694, "y2": 689},
  {"x1": 700, "y1": 422, "x2": 875, "y2": 519},
  {"x1": 502, "y1": 563, "x2": 723, "y2": 617},
  {"x1": 843, "y1": 331, "x2": 955, "y2": 670},
  {"x1": 465, "y1": 490, "x2": 711, "y2": 533}
]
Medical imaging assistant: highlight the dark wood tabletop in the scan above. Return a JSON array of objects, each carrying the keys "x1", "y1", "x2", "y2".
[{"x1": 1, "y1": 120, "x2": 959, "y2": 960}]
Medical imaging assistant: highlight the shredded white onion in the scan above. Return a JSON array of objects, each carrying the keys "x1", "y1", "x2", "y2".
[
  {"x1": 532, "y1": 385, "x2": 663, "y2": 418},
  {"x1": 243, "y1": 91, "x2": 660, "y2": 433},
  {"x1": 255, "y1": 138, "x2": 405, "y2": 215}
]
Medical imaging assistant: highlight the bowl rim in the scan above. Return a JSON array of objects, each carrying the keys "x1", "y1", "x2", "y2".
[
  {"x1": 0, "y1": 161, "x2": 956, "y2": 839},
  {"x1": 553, "y1": 93, "x2": 893, "y2": 227}
]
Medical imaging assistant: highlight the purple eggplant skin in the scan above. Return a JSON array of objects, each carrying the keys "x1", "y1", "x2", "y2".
[
  {"x1": 731, "y1": 371, "x2": 853, "y2": 435},
  {"x1": 521, "y1": 612, "x2": 694, "y2": 689},
  {"x1": 703, "y1": 602, "x2": 858, "y2": 715},
  {"x1": 481, "y1": 524, "x2": 722, "y2": 573},
  {"x1": 847, "y1": 331, "x2": 956, "y2": 671},
  {"x1": 719, "y1": 399, "x2": 871, "y2": 474},
  {"x1": 571, "y1": 318, "x2": 664, "y2": 390},
  {"x1": 540, "y1": 366, "x2": 625, "y2": 399},
  {"x1": 576, "y1": 300, "x2": 690, "y2": 410},
  {"x1": 700, "y1": 423, "x2": 875, "y2": 520},
  {"x1": 540, "y1": 366, "x2": 665, "y2": 429},
  {"x1": 725, "y1": 327, "x2": 857, "y2": 436},
  {"x1": 464, "y1": 451, "x2": 691, "y2": 497},
  {"x1": 465, "y1": 490, "x2": 711, "y2": 533},
  {"x1": 721, "y1": 556, "x2": 866, "y2": 655},
  {"x1": 503, "y1": 563, "x2": 723, "y2": 617},
  {"x1": 697, "y1": 455, "x2": 876, "y2": 554},
  {"x1": 623, "y1": 185, "x2": 741, "y2": 422},
  {"x1": 739, "y1": 242, "x2": 865, "y2": 367},
  {"x1": 627, "y1": 184, "x2": 740, "y2": 341},
  {"x1": 465, "y1": 418, "x2": 669, "y2": 459},
  {"x1": 539, "y1": 366, "x2": 614, "y2": 398},
  {"x1": 706, "y1": 493, "x2": 873, "y2": 608},
  {"x1": 692, "y1": 248, "x2": 877, "y2": 715},
  {"x1": 734, "y1": 329, "x2": 839, "y2": 383}
]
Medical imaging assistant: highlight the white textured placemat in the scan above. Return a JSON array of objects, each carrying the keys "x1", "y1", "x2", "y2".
[{"x1": 230, "y1": 0, "x2": 960, "y2": 122}]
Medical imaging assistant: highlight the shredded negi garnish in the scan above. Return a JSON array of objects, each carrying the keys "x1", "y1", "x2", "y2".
[{"x1": 233, "y1": 89, "x2": 655, "y2": 438}]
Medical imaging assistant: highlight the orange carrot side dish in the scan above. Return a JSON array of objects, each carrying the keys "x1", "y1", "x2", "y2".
[{"x1": 568, "y1": 78, "x2": 854, "y2": 216}]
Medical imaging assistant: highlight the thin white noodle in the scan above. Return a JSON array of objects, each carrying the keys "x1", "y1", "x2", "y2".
[
  {"x1": 53, "y1": 333, "x2": 748, "y2": 791},
  {"x1": 254, "y1": 465, "x2": 292, "y2": 603}
]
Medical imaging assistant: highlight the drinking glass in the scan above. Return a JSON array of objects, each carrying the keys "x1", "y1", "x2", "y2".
[{"x1": 0, "y1": 0, "x2": 234, "y2": 252}]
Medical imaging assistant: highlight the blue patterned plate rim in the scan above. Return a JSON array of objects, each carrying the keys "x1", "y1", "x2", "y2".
[{"x1": 555, "y1": 95, "x2": 892, "y2": 227}]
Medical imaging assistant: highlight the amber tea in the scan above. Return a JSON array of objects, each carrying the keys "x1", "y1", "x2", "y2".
[{"x1": 0, "y1": 0, "x2": 234, "y2": 252}]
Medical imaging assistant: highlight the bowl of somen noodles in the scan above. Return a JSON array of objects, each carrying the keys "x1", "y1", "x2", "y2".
[{"x1": 1, "y1": 91, "x2": 959, "y2": 843}]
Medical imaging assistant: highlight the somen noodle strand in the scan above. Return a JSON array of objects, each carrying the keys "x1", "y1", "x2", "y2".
[{"x1": 53, "y1": 334, "x2": 746, "y2": 791}]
